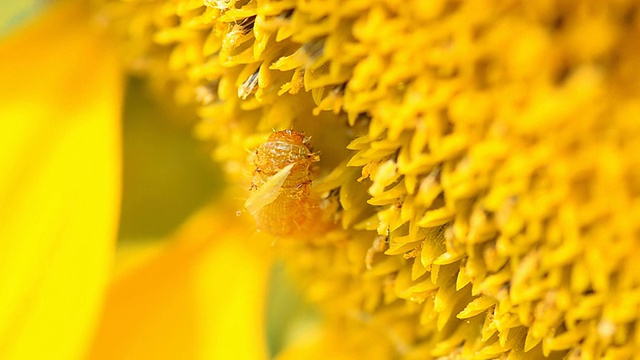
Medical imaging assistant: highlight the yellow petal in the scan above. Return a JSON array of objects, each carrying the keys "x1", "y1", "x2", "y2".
[
  {"x1": 275, "y1": 324, "x2": 394, "y2": 360},
  {"x1": 0, "y1": 1, "x2": 123, "y2": 359},
  {"x1": 88, "y1": 204, "x2": 272, "y2": 360}
]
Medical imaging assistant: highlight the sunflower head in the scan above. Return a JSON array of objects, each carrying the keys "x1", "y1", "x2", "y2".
[{"x1": 100, "y1": 0, "x2": 640, "y2": 358}]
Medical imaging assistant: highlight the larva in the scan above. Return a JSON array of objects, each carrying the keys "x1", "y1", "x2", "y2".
[{"x1": 244, "y1": 130, "x2": 330, "y2": 237}]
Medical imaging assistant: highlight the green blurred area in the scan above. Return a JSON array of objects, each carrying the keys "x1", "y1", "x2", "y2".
[
  {"x1": 0, "y1": 0, "x2": 50, "y2": 36},
  {"x1": 118, "y1": 78, "x2": 224, "y2": 240},
  {"x1": 267, "y1": 262, "x2": 320, "y2": 358}
]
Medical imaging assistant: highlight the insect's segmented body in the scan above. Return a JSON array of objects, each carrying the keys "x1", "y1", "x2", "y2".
[{"x1": 249, "y1": 130, "x2": 328, "y2": 237}]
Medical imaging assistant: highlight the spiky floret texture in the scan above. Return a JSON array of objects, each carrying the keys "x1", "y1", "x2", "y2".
[{"x1": 101, "y1": 0, "x2": 640, "y2": 358}]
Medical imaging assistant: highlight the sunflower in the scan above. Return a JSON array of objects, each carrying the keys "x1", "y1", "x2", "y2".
[{"x1": 3, "y1": 0, "x2": 640, "y2": 359}]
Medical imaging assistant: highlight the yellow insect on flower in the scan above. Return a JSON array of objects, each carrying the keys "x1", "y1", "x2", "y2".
[{"x1": 245, "y1": 130, "x2": 331, "y2": 237}]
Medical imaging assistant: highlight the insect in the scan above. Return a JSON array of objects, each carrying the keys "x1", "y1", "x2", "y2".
[
  {"x1": 238, "y1": 70, "x2": 259, "y2": 99},
  {"x1": 244, "y1": 130, "x2": 331, "y2": 237}
]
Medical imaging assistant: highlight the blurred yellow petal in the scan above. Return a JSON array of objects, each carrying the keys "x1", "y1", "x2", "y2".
[
  {"x1": 276, "y1": 329, "x2": 363, "y2": 360},
  {"x1": 88, "y1": 204, "x2": 272, "y2": 360},
  {"x1": 0, "y1": 1, "x2": 123, "y2": 359},
  {"x1": 275, "y1": 323, "x2": 395, "y2": 360}
]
